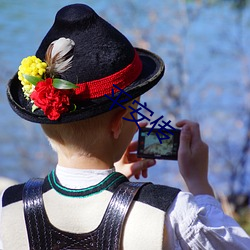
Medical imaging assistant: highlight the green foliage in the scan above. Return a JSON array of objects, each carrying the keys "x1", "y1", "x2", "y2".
[
  {"x1": 236, "y1": 209, "x2": 250, "y2": 235},
  {"x1": 53, "y1": 79, "x2": 78, "y2": 90},
  {"x1": 23, "y1": 75, "x2": 78, "y2": 90},
  {"x1": 23, "y1": 74, "x2": 42, "y2": 86},
  {"x1": 232, "y1": 0, "x2": 248, "y2": 9}
]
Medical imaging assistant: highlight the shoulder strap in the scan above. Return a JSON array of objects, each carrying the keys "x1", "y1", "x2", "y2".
[
  {"x1": 98, "y1": 181, "x2": 148, "y2": 249},
  {"x1": 22, "y1": 178, "x2": 52, "y2": 250},
  {"x1": 23, "y1": 177, "x2": 148, "y2": 250}
]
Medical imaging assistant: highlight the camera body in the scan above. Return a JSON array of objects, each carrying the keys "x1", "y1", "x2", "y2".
[{"x1": 137, "y1": 127, "x2": 181, "y2": 160}]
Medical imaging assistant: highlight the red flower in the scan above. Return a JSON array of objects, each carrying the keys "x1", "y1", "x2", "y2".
[{"x1": 30, "y1": 78, "x2": 71, "y2": 120}]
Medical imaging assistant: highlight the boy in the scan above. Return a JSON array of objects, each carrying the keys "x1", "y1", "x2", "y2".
[{"x1": 1, "y1": 3, "x2": 250, "y2": 249}]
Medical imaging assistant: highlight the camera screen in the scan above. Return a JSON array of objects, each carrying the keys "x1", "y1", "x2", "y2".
[{"x1": 137, "y1": 128, "x2": 180, "y2": 160}]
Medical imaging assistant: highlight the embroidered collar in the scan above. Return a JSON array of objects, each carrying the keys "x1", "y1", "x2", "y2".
[{"x1": 47, "y1": 170, "x2": 127, "y2": 198}]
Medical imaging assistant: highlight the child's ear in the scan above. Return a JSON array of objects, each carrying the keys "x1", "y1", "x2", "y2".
[{"x1": 110, "y1": 108, "x2": 127, "y2": 139}]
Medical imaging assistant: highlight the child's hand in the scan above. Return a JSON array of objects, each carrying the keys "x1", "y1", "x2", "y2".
[
  {"x1": 115, "y1": 121, "x2": 155, "y2": 179},
  {"x1": 176, "y1": 120, "x2": 214, "y2": 196},
  {"x1": 114, "y1": 140, "x2": 156, "y2": 179}
]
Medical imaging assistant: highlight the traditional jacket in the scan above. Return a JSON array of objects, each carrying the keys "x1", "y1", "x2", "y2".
[{"x1": 1, "y1": 171, "x2": 179, "y2": 249}]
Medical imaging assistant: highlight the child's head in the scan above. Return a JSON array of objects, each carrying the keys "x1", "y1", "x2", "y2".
[
  {"x1": 41, "y1": 100, "x2": 139, "y2": 163},
  {"x1": 7, "y1": 4, "x2": 164, "y2": 148}
]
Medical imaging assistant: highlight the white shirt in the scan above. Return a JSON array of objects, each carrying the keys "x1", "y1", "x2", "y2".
[{"x1": 0, "y1": 165, "x2": 249, "y2": 249}]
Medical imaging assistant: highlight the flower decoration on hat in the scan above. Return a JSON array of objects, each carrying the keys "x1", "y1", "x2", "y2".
[{"x1": 18, "y1": 37, "x2": 78, "y2": 120}]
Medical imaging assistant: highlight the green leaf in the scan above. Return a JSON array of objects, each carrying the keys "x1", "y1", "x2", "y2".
[
  {"x1": 23, "y1": 74, "x2": 42, "y2": 86},
  {"x1": 53, "y1": 78, "x2": 78, "y2": 89},
  {"x1": 71, "y1": 104, "x2": 77, "y2": 112}
]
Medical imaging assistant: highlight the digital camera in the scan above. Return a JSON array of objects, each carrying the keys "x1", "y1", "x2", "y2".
[{"x1": 137, "y1": 127, "x2": 181, "y2": 160}]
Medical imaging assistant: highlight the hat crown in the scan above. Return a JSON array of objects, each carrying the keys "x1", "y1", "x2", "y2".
[
  {"x1": 36, "y1": 4, "x2": 134, "y2": 84},
  {"x1": 55, "y1": 4, "x2": 96, "y2": 26}
]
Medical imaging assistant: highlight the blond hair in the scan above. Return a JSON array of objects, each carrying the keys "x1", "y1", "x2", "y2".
[
  {"x1": 41, "y1": 111, "x2": 113, "y2": 156},
  {"x1": 41, "y1": 99, "x2": 135, "y2": 157}
]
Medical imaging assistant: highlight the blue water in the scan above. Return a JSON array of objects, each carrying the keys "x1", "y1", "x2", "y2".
[{"x1": 0, "y1": 0, "x2": 250, "y2": 194}]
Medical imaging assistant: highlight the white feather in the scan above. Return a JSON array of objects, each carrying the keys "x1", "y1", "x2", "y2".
[
  {"x1": 51, "y1": 38, "x2": 75, "y2": 59},
  {"x1": 45, "y1": 37, "x2": 75, "y2": 76}
]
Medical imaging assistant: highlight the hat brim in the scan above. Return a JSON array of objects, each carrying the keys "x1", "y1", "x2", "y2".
[{"x1": 7, "y1": 48, "x2": 164, "y2": 124}]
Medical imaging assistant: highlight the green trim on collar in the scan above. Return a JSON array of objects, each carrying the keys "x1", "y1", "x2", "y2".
[{"x1": 47, "y1": 170, "x2": 127, "y2": 198}]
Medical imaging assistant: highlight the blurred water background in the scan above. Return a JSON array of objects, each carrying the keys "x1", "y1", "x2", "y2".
[{"x1": 0, "y1": 0, "x2": 250, "y2": 197}]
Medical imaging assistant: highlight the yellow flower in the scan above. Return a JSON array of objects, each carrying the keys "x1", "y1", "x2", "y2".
[{"x1": 18, "y1": 56, "x2": 47, "y2": 97}]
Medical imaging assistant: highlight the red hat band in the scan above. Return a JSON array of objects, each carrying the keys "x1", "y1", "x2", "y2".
[{"x1": 74, "y1": 50, "x2": 142, "y2": 100}]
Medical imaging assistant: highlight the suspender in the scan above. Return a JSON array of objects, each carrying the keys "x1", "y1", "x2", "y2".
[
  {"x1": 23, "y1": 178, "x2": 148, "y2": 250},
  {"x1": 98, "y1": 181, "x2": 146, "y2": 249},
  {"x1": 23, "y1": 178, "x2": 51, "y2": 250}
]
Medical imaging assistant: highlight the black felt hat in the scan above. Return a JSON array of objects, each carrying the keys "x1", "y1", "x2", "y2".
[{"x1": 7, "y1": 4, "x2": 164, "y2": 124}]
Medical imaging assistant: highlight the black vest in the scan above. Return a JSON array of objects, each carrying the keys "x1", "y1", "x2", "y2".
[{"x1": 3, "y1": 173, "x2": 180, "y2": 250}]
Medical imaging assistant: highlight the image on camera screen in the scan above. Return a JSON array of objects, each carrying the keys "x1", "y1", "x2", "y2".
[{"x1": 137, "y1": 128, "x2": 180, "y2": 160}]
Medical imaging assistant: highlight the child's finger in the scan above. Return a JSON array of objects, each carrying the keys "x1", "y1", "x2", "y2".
[
  {"x1": 127, "y1": 141, "x2": 138, "y2": 152},
  {"x1": 127, "y1": 153, "x2": 140, "y2": 163},
  {"x1": 178, "y1": 125, "x2": 192, "y2": 157},
  {"x1": 132, "y1": 159, "x2": 156, "y2": 173},
  {"x1": 176, "y1": 119, "x2": 189, "y2": 127},
  {"x1": 142, "y1": 169, "x2": 148, "y2": 178},
  {"x1": 134, "y1": 173, "x2": 140, "y2": 179},
  {"x1": 176, "y1": 119, "x2": 202, "y2": 144},
  {"x1": 139, "y1": 121, "x2": 148, "y2": 128},
  {"x1": 189, "y1": 122, "x2": 202, "y2": 144},
  {"x1": 135, "y1": 122, "x2": 148, "y2": 132}
]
